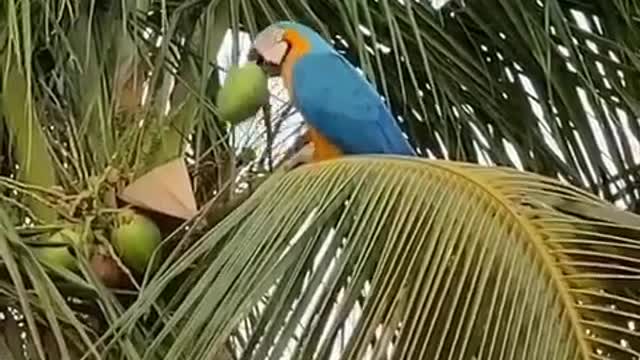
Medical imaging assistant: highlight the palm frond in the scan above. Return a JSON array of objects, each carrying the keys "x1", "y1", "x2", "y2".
[{"x1": 110, "y1": 157, "x2": 640, "y2": 359}]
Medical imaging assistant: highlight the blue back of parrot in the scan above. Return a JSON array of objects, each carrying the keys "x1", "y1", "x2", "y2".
[{"x1": 278, "y1": 22, "x2": 415, "y2": 156}]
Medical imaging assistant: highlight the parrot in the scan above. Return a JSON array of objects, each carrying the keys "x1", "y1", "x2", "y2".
[{"x1": 247, "y1": 21, "x2": 415, "y2": 168}]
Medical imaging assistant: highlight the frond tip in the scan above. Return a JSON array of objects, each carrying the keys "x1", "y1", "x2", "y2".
[{"x1": 136, "y1": 156, "x2": 640, "y2": 360}]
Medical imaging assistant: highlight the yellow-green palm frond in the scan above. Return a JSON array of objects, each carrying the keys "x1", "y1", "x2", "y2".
[{"x1": 109, "y1": 157, "x2": 640, "y2": 360}]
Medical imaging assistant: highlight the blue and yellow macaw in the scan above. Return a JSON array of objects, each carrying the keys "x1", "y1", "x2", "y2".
[{"x1": 248, "y1": 21, "x2": 415, "y2": 168}]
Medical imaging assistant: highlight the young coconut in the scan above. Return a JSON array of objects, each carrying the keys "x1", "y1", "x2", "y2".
[
  {"x1": 36, "y1": 227, "x2": 84, "y2": 270},
  {"x1": 111, "y1": 209, "x2": 162, "y2": 274},
  {"x1": 216, "y1": 62, "x2": 269, "y2": 125}
]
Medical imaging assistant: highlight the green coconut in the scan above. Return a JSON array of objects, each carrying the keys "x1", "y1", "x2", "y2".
[
  {"x1": 111, "y1": 210, "x2": 162, "y2": 274},
  {"x1": 36, "y1": 227, "x2": 83, "y2": 270},
  {"x1": 216, "y1": 62, "x2": 269, "y2": 125}
]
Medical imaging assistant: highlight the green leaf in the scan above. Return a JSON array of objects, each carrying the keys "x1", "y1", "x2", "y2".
[
  {"x1": 116, "y1": 157, "x2": 640, "y2": 359},
  {"x1": 1, "y1": 53, "x2": 57, "y2": 222}
]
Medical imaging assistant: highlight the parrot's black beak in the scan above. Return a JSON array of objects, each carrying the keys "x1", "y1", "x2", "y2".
[
  {"x1": 247, "y1": 48, "x2": 260, "y2": 62},
  {"x1": 248, "y1": 47, "x2": 282, "y2": 77}
]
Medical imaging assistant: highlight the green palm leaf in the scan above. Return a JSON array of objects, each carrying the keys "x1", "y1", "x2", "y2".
[{"x1": 109, "y1": 157, "x2": 640, "y2": 359}]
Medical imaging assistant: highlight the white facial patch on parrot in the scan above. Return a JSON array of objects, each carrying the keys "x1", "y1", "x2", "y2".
[{"x1": 253, "y1": 26, "x2": 289, "y2": 65}]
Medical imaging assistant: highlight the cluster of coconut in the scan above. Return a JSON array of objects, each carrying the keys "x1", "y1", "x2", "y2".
[
  {"x1": 33, "y1": 158, "x2": 198, "y2": 288},
  {"x1": 35, "y1": 209, "x2": 162, "y2": 287},
  {"x1": 33, "y1": 60, "x2": 270, "y2": 287}
]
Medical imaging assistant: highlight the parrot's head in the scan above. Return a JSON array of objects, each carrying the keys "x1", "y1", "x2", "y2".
[{"x1": 248, "y1": 21, "x2": 332, "y2": 77}]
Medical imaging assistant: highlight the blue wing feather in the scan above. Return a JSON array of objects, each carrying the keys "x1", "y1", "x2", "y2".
[{"x1": 291, "y1": 53, "x2": 415, "y2": 156}]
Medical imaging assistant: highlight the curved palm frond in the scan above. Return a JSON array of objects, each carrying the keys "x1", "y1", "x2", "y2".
[{"x1": 107, "y1": 157, "x2": 640, "y2": 360}]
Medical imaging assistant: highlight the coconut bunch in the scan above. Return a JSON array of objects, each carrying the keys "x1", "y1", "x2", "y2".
[
  {"x1": 0, "y1": 8, "x2": 276, "y2": 358},
  {"x1": 8, "y1": 61, "x2": 269, "y2": 288},
  {"x1": 2, "y1": 23, "x2": 271, "y2": 286},
  {"x1": 34, "y1": 209, "x2": 162, "y2": 287},
  {"x1": 31, "y1": 126, "x2": 210, "y2": 283},
  {"x1": 29, "y1": 165, "x2": 175, "y2": 289},
  {"x1": 3, "y1": 66, "x2": 175, "y2": 290}
]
